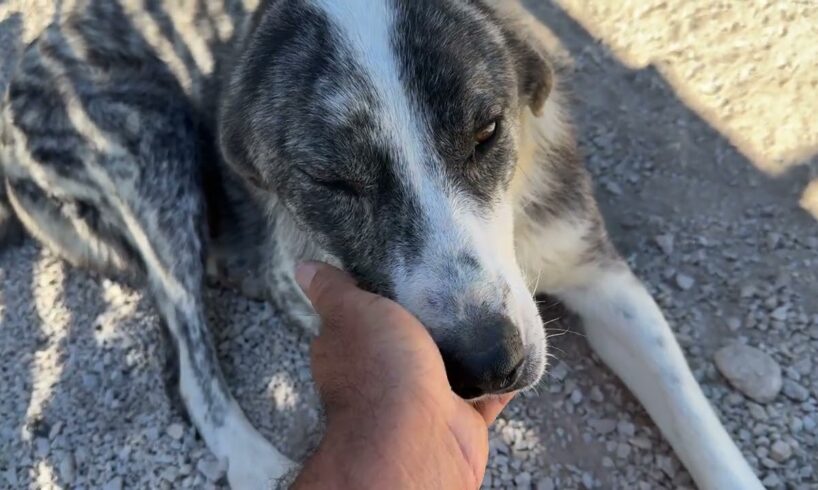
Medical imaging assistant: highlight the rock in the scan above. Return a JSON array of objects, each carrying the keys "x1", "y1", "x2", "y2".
[
  {"x1": 550, "y1": 362, "x2": 568, "y2": 382},
  {"x1": 748, "y1": 403, "x2": 768, "y2": 420},
  {"x1": 616, "y1": 421, "x2": 635, "y2": 438},
  {"x1": 604, "y1": 181, "x2": 623, "y2": 196},
  {"x1": 58, "y1": 452, "x2": 76, "y2": 484},
  {"x1": 3, "y1": 468, "x2": 18, "y2": 486},
  {"x1": 770, "y1": 441, "x2": 792, "y2": 462},
  {"x1": 616, "y1": 442, "x2": 632, "y2": 459},
  {"x1": 103, "y1": 476, "x2": 123, "y2": 490},
  {"x1": 589, "y1": 386, "x2": 605, "y2": 403},
  {"x1": 537, "y1": 477, "x2": 555, "y2": 490},
  {"x1": 166, "y1": 423, "x2": 185, "y2": 440},
  {"x1": 675, "y1": 274, "x2": 695, "y2": 290},
  {"x1": 654, "y1": 234, "x2": 675, "y2": 255},
  {"x1": 762, "y1": 474, "x2": 781, "y2": 487},
  {"x1": 714, "y1": 344, "x2": 782, "y2": 403},
  {"x1": 195, "y1": 458, "x2": 225, "y2": 482},
  {"x1": 770, "y1": 306, "x2": 788, "y2": 321},
  {"x1": 782, "y1": 380, "x2": 809, "y2": 402},
  {"x1": 629, "y1": 437, "x2": 653, "y2": 450},
  {"x1": 589, "y1": 419, "x2": 617, "y2": 435},
  {"x1": 515, "y1": 471, "x2": 532, "y2": 488}
]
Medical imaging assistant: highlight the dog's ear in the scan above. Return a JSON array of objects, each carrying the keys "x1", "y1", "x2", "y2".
[
  {"x1": 510, "y1": 36, "x2": 553, "y2": 117},
  {"x1": 482, "y1": 1, "x2": 554, "y2": 117}
]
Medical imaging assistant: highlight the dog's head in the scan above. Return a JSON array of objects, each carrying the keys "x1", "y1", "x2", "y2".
[{"x1": 220, "y1": 0, "x2": 551, "y2": 399}]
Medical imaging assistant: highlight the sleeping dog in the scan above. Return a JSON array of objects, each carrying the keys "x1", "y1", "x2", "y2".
[{"x1": 0, "y1": 0, "x2": 763, "y2": 488}]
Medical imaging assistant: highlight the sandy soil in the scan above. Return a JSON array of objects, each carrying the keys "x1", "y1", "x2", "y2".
[{"x1": 1, "y1": 1, "x2": 817, "y2": 489}]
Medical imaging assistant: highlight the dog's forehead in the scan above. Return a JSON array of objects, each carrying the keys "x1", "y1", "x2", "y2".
[
  {"x1": 307, "y1": 0, "x2": 509, "y2": 169},
  {"x1": 309, "y1": 0, "x2": 443, "y2": 191}
]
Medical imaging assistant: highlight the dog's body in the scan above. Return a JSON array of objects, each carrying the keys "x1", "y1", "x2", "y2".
[{"x1": 0, "y1": 1, "x2": 763, "y2": 488}]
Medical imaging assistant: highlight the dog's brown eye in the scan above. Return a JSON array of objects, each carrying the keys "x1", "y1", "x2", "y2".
[{"x1": 475, "y1": 120, "x2": 498, "y2": 146}]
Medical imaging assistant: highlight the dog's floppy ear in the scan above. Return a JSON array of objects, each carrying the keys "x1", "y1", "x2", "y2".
[
  {"x1": 510, "y1": 36, "x2": 553, "y2": 117},
  {"x1": 482, "y1": 0, "x2": 554, "y2": 117}
]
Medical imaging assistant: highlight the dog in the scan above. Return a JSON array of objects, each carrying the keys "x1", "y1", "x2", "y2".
[{"x1": 0, "y1": 0, "x2": 765, "y2": 488}]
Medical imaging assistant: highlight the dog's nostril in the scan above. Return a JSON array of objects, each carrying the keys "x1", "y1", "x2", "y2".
[{"x1": 500, "y1": 357, "x2": 525, "y2": 391}]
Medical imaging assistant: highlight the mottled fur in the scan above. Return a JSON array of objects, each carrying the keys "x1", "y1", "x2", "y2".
[{"x1": 0, "y1": 1, "x2": 762, "y2": 489}]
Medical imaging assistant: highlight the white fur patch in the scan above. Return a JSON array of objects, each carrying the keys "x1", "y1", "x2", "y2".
[{"x1": 313, "y1": 0, "x2": 545, "y2": 382}]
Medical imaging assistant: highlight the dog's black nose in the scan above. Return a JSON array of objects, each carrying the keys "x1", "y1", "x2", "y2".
[{"x1": 439, "y1": 313, "x2": 525, "y2": 400}]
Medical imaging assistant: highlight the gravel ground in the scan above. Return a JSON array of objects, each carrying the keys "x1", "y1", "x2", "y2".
[{"x1": 1, "y1": 1, "x2": 817, "y2": 489}]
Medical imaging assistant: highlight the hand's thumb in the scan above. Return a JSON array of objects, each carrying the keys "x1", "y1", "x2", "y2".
[{"x1": 295, "y1": 261, "x2": 361, "y2": 318}]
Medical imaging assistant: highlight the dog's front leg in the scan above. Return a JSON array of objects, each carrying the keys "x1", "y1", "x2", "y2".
[
  {"x1": 114, "y1": 195, "x2": 299, "y2": 489},
  {"x1": 152, "y1": 293, "x2": 299, "y2": 489},
  {"x1": 555, "y1": 261, "x2": 763, "y2": 490},
  {"x1": 515, "y1": 206, "x2": 762, "y2": 489}
]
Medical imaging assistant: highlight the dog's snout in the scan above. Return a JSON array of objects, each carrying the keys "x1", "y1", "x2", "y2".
[{"x1": 440, "y1": 313, "x2": 525, "y2": 399}]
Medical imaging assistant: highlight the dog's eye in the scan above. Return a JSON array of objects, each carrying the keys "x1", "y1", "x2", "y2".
[
  {"x1": 318, "y1": 179, "x2": 364, "y2": 197},
  {"x1": 474, "y1": 120, "x2": 499, "y2": 148},
  {"x1": 298, "y1": 168, "x2": 364, "y2": 197}
]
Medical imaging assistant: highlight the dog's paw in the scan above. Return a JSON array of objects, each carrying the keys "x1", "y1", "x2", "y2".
[{"x1": 225, "y1": 437, "x2": 298, "y2": 490}]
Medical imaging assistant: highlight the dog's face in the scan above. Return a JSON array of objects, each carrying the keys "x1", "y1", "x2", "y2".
[{"x1": 220, "y1": 0, "x2": 550, "y2": 399}]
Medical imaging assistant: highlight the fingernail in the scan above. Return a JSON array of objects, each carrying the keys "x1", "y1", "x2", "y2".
[{"x1": 295, "y1": 262, "x2": 319, "y2": 293}]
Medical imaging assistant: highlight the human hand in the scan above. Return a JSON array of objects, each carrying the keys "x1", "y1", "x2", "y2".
[{"x1": 291, "y1": 262, "x2": 515, "y2": 489}]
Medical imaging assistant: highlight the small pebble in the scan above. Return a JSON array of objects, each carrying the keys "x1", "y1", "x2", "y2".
[
  {"x1": 537, "y1": 477, "x2": 555, "y2": 490},
  {"x1": 103, "y1": 476, "x2": 123, "y2": 490},
  {"x1": 769, "y1": 441, "x2": 792, "y2": 462},
  {"x1": 515, "y1": 471, "x2": 532, "y2": 488},
  {"x1": 676, "y1": 274, "x2": 695, "y2": 291},
  {"x1": 166, "y1": 423, "x2": 185, "y2": 440},
  {"x1": 782, "y1": 380, "x2": 809, "y2": 402},
  {"x1": 58, "y1": 452, "x2": 76, "y2": 484}
]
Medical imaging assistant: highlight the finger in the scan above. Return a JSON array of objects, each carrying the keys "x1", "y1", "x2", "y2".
[
  {"x1": 472, "y1": 392, "x2": 516, "y2": 425},
  {"x1": 296, "y1": 262, "x2": 383, "y2": 331},
  {"x1": 295, "y1": 261, "x2": 359, "y2": 312},
  {"x1": 296, "y1": 262, "x2": 424, "y2": 337}
]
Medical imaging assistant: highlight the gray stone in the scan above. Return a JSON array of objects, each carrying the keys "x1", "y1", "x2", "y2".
[
  {"x1": 617, "y1": 421, "x2": 636, "y2": 438},
  {"x1": 654, "y1": 234, "x2": 675, "y2": 255},
  {"x1": 58, "y1": 452, "x2": 76, "y2": 484},
  {"x1": 782, "y1": 380, "x2": 809, "y2": 402},
  {"x1": 675, "y1": 273, "x2": 695, "y2": 290},
  {"x1": 103, "y1": 477, "x2": 123, "y2": 490},
  {"x1": 589, "y1": 419, "x2": 617, "y2": 435},
  {"x1": 714, "y1": 344, "x2": 782, "y2": 402},
  {"x1": 166, "y1": 423, "x2": 185, "y2": 440},
  {"x1": 726, "y1": 317, "x2": 741, "y2": 331},
  {"x1": 769, "y1": 441, "x2": 792, "y2": 462},
  {"x1": 770, "y1": 306, "x2": 788, "y2": 321},
  {"x1": 537, "y1": 477, "x2": 555, "y2": 490},
  {"x1": 550, "y1": 362, "x2": 568, "y2": 382},
  {"x1": 589, "y1": 386, "x2": 605, "y2": 403},
  {"x1": 616, "y1": 442, "x2": 632, "y2": 459},
  {"x1": 514, "y1": 471, "x2": 532, "y2": 488}
]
